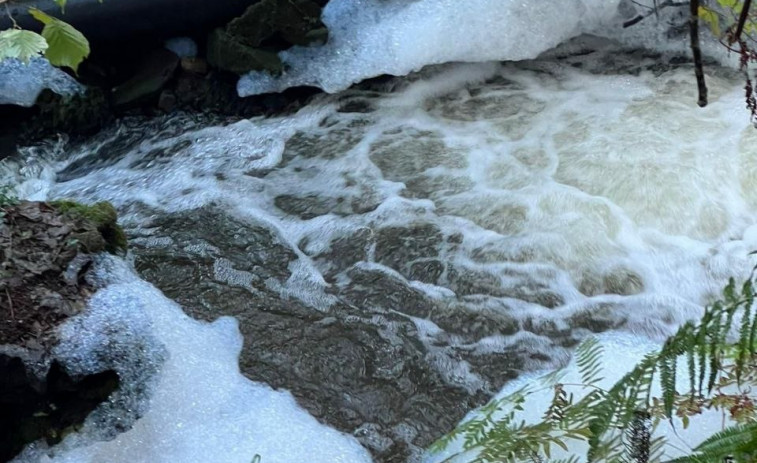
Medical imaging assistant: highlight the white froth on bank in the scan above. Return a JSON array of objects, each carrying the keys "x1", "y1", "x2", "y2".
[
  {"x1": 17, "y1": 257, "x2": 371, "y2": 463},
  {"x1": 237, "y1": 0, "x2": 621, "y2": 95},
  {"x1": 0, "y1": 58, "x2": 83, "y2": 107}
]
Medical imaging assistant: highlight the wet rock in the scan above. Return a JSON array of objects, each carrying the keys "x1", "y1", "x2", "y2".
[
  {"x1": 22, "y1": 88, "x2": 112, "y2": 141},
  {"x1": 227, "y1": 0, "x2": 327, "y2": 48},
  {"x1": 339, "y1": 265, "x2": 437, "y2": 318},
  {"x1": 208, "y1": 0, "x2": 327, "y2": 75},
  {"x1": 445, "y1": 264, "x2": 564, "y2": 308},
  {"x1": 311, "y1": 227, "x2": 373, "y2": 281},
  {"x1": 431, "y1": 298, "x2": 519, "y2": 343},
  {"x1": 445, "y1": 265, "x2": 503, "y2": 297},
  {"x1": 132, "y1": 207, "x2": 297, "y2": 291},
  {"x1": 568, "y1": 303, "x2": 628, "y2": 333},
  {"x1": 282, "y1": 126, "x2": 366, "y2": 165},
  {"x1": 370, "y1": 130, "x2": 467, "y2": 182},
  {"x1": 0, "y1": 356, "x2": 119, "y2": 463},
  {"x1": 579, "y1": 267, "x2": 645, "y2": 297},
  {"x1": 408, "y1": 259, "x2": 445, "y2": 285},
  {"x1": 402, "y1": 174, "x2": 474, "y2": 200},
  {"x1": 180, "y1": 57, "x2": 208, "y2": 75},
  {"x1": 112, "y1": 49, "x2": 180, "y2": 109},
  {"x1": 157, "y1": 90, "x2": 178, "y2": 112},
  {"x1": 374, "y1": 223, "x2": 444, "y2": 277},
  {"x1": 207, "y1": 28, "x2": 283, "y2": 75},
  {"x1": 129, "y1": 208, "x2": 514, "y2": 463},
  {"x1": 274, "y1": 189, "x2": 381, "y2": 219}
]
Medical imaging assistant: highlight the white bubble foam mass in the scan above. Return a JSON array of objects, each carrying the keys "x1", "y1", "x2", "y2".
[
  {"x1": 237, "y1": 0, "x2": 622, "y2": 95},
  {"x1": 15, "y1": 257, "x2": 371, "y2": 463},
  {"x1": 0, "y1": 58, "x2": 83, "y2": 107}
]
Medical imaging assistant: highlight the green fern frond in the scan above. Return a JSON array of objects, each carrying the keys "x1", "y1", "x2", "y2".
[
  {"x1": 577, "y1": 337, "x2": 605, "y2": 385},
  {"x1": 664, "y1": 422, "x2": 757, "y2": 463}
]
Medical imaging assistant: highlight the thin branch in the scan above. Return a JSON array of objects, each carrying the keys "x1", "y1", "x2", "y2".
[
  {"x1": 732, "y1": 0, "x2": 754, "y2": 44},
  {"x1": 690, "y1": 0, "x2": 708, "y2": 107},
  {"x1": 5, "y1": 288, "x2": 14, "y2": 319},
  {"x1": 623, "y1": 0, "x2": 689, "y2": 28},
  {"x1": 4, "y1": 2, "x2": 17, "y2": 29}
]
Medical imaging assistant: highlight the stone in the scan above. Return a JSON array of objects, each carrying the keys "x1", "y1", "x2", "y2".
[
  {"x1": 180, "y1": 57, "x2": 208, "y2": 75},
  {"x1": 206, "y1": 28, "x2": 283, "y2": 75},
  {"x1": 111, "y1": 48, "x2": 180, "y2": 109},
  {"x1": 157, "y1": 90, "x2": 177, "y2": 112},
  {"x1": 227, "y1": 0, "x2": 327, "y2": 48},
  {"x1": 374, "y1": 223, "x2": 444, "y2": 277}
]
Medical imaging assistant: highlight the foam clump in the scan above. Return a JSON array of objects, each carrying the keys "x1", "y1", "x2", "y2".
[
  {"x1": 17, "y1": 256, "x2": 371, "y2": 463},
  {"x1": 164, "y1": 37, "x2": 198, "y2": 58},
  {"x1": 0, "y1": 58, "x2": 83, "y2": 107},
  {"x1": 237, "y1": 0, "x2": 621, "y2": 96}
]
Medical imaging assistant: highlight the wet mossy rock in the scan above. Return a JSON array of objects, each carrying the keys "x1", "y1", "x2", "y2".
[
  {"x1": 1, "y1": 200, "x2": 126, "y2": 348},
  {"x1": 208, "y1": 0, "x2": 328, "y2": 74},
  {"x1": 48, "y1": 200, "x2": 127, "y2": 255},
  {"x1": 0, "y1": 200, "x2": 124, "y2": 461}
]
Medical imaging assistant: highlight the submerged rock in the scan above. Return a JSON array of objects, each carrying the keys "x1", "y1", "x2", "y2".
[
  {"x1": 0, "y1": 200, "x2": 127, "y2": 462},
  {"x1": 125, "y1": 207, "x2": 548, "y2": 462}
]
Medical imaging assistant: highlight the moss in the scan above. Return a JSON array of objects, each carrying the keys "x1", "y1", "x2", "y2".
[{"x1": 49, "y1": 200, "x2": 128, "y2": 255}]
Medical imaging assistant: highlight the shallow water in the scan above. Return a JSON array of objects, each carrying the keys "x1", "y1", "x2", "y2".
[{"x1": 6, "y1": 37, "x2": 757, "y2": 462}]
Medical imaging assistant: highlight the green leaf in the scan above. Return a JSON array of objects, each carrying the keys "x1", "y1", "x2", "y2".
[
  {"x1": 29, "y1": 8, "x2": 89, "y2": 72},
  {"x1": 54, "y1": 0, "x2": 67, "y2": 13},
  {"x1": 0, "y1": 29, "x2": 48, "y2": 63},
  {"x1": 698, "y1": 6, "x2": 721, "y2": 37}
]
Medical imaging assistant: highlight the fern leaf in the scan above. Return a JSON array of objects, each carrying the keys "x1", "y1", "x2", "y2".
[{"x1": 577, "y1": 337, "x2": 605, "y2": 385}]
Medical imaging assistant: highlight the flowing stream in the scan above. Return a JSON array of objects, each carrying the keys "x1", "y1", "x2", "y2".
[{"x1": 5, "y1": 31, "x2": 757, "y2": 463}]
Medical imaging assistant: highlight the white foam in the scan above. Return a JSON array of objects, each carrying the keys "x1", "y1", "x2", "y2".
[
  {"x1": 15, "y1": 257, "x2": 370, "y2": 463},
  {"x1": 237, "y1": 0, "x2": 621, "y2": 95},
  {"x1": 164, "y1": 37, "x2": 197, "y2": 58},
  {"x1": 0, "y1": 58, "x2": 83, "y2": 107}
]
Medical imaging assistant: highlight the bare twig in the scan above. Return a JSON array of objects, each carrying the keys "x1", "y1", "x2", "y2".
[
  {"x1": 690, "y1": 0, "x2": 708, "y2": 107},
  {"x1": 623, "y1": 0, "x2": 689, "y2": 28},
  {"x1": 5, "y1": 288, "x2": 14, "y2": 319},
  {"x1": 3, "y1": 2, "x2": 17, "y2": 29}
]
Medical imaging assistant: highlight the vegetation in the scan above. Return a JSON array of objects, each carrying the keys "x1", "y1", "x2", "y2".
[
  {"x1": 0, "y1": 0, "x2": 90, "y2": 72},
  {"x1": 429, "y1": 276, "x2": 757, "y2": 462},
  {"x1": 49, "y1": 199, "x2": 127, "y2": 253}
]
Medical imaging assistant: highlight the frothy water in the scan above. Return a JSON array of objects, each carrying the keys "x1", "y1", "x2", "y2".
[
  {"x1": 237, "y1": 0, "x2": 621, "y2": 95},
  {"x1": 6, "y1": 38, "x2": 757, "y2": 461}
]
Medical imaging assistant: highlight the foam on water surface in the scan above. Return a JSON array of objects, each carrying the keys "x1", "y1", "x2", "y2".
[{"x1": 237, "y1": 0, "x2": 622, "y2": 95}]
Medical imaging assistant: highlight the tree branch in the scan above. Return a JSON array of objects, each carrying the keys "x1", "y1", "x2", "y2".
[
  {"x1": 690, "y1": 0, "x2": 708, "y2": 107},
  {"x1": 623, "y1": 0, "x2": 689, "y2": 28}
]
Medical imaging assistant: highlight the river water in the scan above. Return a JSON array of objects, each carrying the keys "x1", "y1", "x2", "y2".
[{"x1": 5, "y1": 33, "x2": 757, "y2": 463}]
